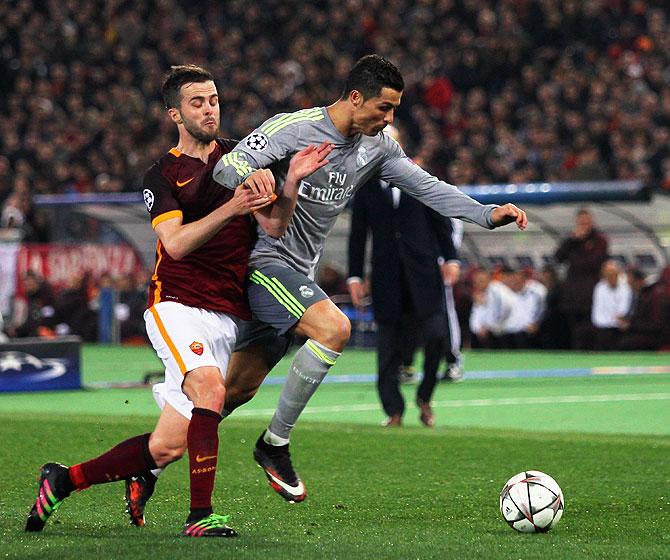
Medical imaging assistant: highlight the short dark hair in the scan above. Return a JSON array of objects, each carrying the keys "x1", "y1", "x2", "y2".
[
  {"x1": 161, "y1": 64, "x2": 215, "y2": 109},
  {"x1": 341, "y1": 55, "x2": 404, "y2": 100}
]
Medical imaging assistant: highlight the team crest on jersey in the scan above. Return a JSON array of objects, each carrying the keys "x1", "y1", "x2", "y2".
[
  {"x1": 189, "y1": 341, "x2": 204, "y2": 356},
  {"x1": 245, "y1": 133, "x2": 269, "y2": 151},
  {"x1": 357, "y1": 146, "x2": 368, "y2": 167},
  {"x1": 299, "y1": 285, "x2": 314, "y2": 298},
  {"x1": 143, "y1": 189, "x2": 154, "y2": 211}
]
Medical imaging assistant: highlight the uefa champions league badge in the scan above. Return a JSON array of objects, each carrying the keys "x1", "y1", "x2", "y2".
[
  {"x1": 143, "y1": 189, "x2": 154, "y2": 211},
  {"x1": 245, "y1": 133, "x2": 269, "y2": 151}
]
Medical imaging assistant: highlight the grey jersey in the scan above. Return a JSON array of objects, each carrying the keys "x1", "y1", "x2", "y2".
[{"x1": 213, "y1": 107, "x2": 498, "y2": 279}]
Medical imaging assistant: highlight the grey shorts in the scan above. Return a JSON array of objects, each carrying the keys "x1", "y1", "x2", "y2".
[{"x1": 234, "y1": 264, "x2": 329, "y2": 367}]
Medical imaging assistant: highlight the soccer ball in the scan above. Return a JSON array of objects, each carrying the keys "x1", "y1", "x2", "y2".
[{"x1": 499, "y1": 470, "x2": 564, "y2": 533}]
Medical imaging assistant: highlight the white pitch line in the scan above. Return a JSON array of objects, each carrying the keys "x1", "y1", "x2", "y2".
[{"x1": 231, "y1": 392, "x2": 670, "y2": 417}]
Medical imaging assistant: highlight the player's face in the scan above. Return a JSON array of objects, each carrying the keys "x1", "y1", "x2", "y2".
[
  {"x1": 354, "y1": 87, "x2": 402, "y2": 136},
  {"x1": 177, "y1": 80, "x2": 220, "y2": 143}
]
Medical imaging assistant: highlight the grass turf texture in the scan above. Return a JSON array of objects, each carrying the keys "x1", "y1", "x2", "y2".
[
  {"x1": 2, "y1": 415, "x2": 668, "y2": 559},
  {"x1": 79, "y1": 344, "x2": 670, "y2": 383},
  {"x1": 1, "y1": 346, "x2": 669, "y2": 558}
]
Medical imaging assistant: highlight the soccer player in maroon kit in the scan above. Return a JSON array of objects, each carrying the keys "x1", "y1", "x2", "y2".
[{"x1": 25, "y1": 65, "x2": 332, "y2": 537}]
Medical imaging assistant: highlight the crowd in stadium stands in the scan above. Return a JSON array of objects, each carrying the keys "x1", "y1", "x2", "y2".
[
  {"x1": 5, "y1": 271, "x2": 147, "y2": 343},
  {"x1": 4, "y1": 254, "x2": 670, "y2": 351},
  {"x1": 462, "y1": 261, "x2": 670, "y2": 351},
  {"x1": 1, "y1": 0, "x2": 669, "y2": 350},
  {"x1": 1, "y1": 1, "x2": 669, "y2": 209}
]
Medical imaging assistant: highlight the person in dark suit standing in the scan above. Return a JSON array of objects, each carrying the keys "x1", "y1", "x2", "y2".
[
  {"x1": 554, "y1": 208, "x2": 608, "y2": 348},
  {"x1": 347, "y1": 132, "x2": 457, "y2": 427}
]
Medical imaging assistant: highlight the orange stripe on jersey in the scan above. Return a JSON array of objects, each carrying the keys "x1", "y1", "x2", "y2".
[
  {"x1": 169, "y1": 147, "x2": 182, "y2": 157},
  {"x1": 148, "y1": 306, "x2": 187, "y2": 375},
  {"x1": 151, "y1": 241, "x2": 164, "y2": 305},
  {"x1": 151, "y1": 210, "x2": 183, "y2": 229}
]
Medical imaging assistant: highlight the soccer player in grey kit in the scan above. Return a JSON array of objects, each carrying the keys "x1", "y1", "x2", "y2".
[
  {"x1": 128, "y1": 55, "x2": 527, "y2": 516},
  {"x1": 214, "y1": 54, "x2": 526, "y2": 502}
]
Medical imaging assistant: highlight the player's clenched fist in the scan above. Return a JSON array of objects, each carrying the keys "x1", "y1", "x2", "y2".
[{"x1": 491, "y1": 203, "x2": 527, "y2": 230}]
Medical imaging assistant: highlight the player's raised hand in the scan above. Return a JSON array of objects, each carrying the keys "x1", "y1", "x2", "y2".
[
  {"x1": 491, "y1": 203, "x2": 528, "y2": 230},
  {"x1": 287, "y1": 142, "x2": 334, "y2": 182},
  {"x1": 242, "y1": 168, "x2": 275, "y2": 198}
]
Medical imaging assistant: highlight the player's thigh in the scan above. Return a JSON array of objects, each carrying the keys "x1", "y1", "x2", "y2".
[
  {"x1": 225, "y1": 345, "x2": 271, "y2": 394},
  {"x1": 247, "y1": 265, "x2": 329, "y2": 335},
  {"x1": 145, "y1": 301, "x2": 236, "y2": 419},
  {"x1": 226, "y1": 319, "x2": 292, "y2": 400}
]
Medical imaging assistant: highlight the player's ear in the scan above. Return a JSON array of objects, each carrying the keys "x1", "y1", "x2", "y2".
[
  {"x1": 168, "y1": 107, "x2": 183, "y2": 124},
  {"x1": 350, "y1": 90, "x2": 363, "y2": 108}
]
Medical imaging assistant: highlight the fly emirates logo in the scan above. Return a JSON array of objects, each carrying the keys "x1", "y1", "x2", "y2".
[{"x1": 298, "y1": 171, "x2": 355, "y2": 203}]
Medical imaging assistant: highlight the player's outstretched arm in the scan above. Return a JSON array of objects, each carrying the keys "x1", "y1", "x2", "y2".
[
  {"x1": 490, "y1": 203, "x2": 527, "y2": 230},
  {"x1": 255, "y1": 142, "x2": 333, "y2": 238},
  {"x1": 156, "y1": 175, "x2": 274, "y2": 260}
]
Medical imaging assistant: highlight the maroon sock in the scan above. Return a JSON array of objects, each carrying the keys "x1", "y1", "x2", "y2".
[
  {"x1": 69, "y1": 432, "x2": 156, "y2": 490},
  {"x1": 188, "y1": 407, "x2": 222, "y2": 512}
]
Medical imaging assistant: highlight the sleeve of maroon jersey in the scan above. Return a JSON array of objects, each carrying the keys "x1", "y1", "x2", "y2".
[{"x1": 143, "y1": 164, "x2": 183, "y2": 229}]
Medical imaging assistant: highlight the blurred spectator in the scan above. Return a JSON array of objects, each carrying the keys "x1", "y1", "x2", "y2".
[
  {"x1": 554, "y1": 208, "x2": 608, "y2": 348},
  {"x1": 499, "y1": 268, "x2": 547, "y2": 349},
  {"x1": 0, "y1": 310, "x2": 8, "y2": 342},
  {"x1": 590, "y1": 259, "x2": 633, "y2": 350},
  {"x1": 617, "y1": 267, "x2": 668, "y2": 350},
  {"x1": 537, "y1": 265, "x2": 570, "y2": 349},
  {"x1": 9, "y1": 271, "x2": 57, "y2": 338},
  {"x1": 657, "y1": 267, "x2": 670, "y2": 350},
  {"x1": 114, "y1": 273, "x2": 147, "y2": 343},
  {"x1": 468, "y1": 267, "x2": 516, "y2": 349},
  {"x1": 53, "y1": 272, "x2": 97, "y2": 340}
]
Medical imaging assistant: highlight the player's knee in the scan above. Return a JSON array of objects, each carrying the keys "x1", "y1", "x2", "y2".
[
  {"x1": 183, "y1": 367, "x2": 226, "y2": 412},
  {"x1": 324, "y1": 313, "x2": 351, "y2": 349}
]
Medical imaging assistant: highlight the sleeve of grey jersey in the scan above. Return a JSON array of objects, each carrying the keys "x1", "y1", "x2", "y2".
[
  {"x1": 377, "y1": 136, "x2": 499, "y2": 229},
  {"x1": 212, "y1": 122, "x2": 296, "y2": 190}
]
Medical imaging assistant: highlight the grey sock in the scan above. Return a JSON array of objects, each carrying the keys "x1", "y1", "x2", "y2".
[{"x1": 268, "y1": 339, "x2": 340, "y2": 440}]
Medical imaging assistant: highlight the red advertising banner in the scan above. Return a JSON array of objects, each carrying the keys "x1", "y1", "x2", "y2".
[{"x1": 16, "y1": 244, "x2": 145, "y2": 292}]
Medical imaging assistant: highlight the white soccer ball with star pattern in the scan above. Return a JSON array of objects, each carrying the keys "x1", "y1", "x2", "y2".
[{"x1": 499, "y1": 470, "x2": 564, "y2": 533}]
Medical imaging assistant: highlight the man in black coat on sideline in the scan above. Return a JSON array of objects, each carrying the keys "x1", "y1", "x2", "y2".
[{"x1": 347, "y1": 154, "x2": 458, "y2": 427}]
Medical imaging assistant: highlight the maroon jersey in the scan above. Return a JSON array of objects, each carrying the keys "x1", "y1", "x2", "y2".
[{"x1": 142, "y1": 138, "x2": 254, "y2": 319}]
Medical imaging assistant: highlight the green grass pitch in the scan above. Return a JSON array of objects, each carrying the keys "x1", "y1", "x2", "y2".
[{"x1": 0, "y1": 346, "x2": 669, "y2": 559}]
